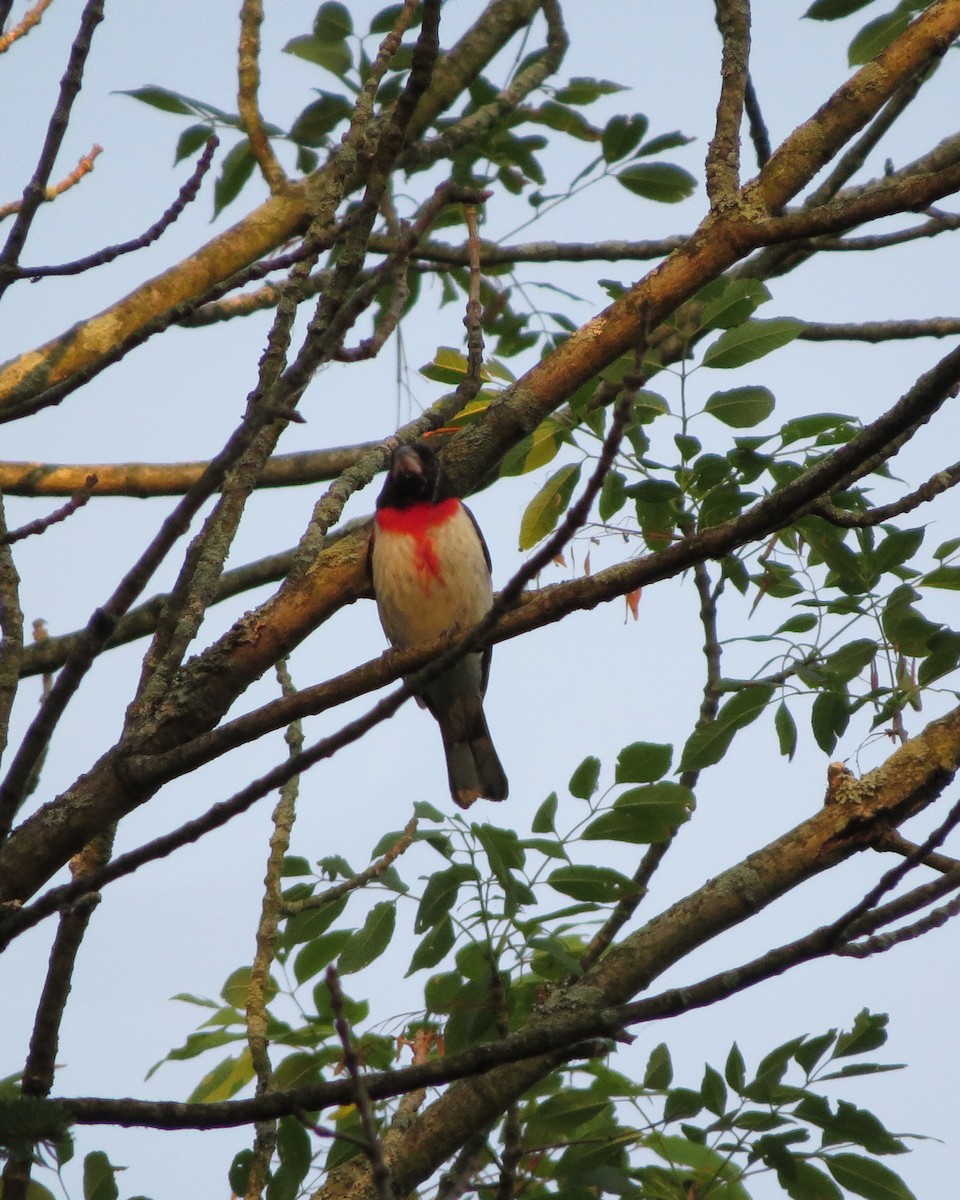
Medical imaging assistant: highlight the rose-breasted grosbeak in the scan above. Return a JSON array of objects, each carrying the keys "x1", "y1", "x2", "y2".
[{"x1": 370, "y1": 443, "x2": 508, "y2": 808}]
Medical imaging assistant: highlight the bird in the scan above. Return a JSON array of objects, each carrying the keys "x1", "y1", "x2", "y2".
[{"x1": 369, "y1": 442, "x2": 508, "y2": 808}]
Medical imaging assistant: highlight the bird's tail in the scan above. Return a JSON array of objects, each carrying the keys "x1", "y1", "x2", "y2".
[{"x1": 440, "y1": 705, "x2": 508, "y2": 809}]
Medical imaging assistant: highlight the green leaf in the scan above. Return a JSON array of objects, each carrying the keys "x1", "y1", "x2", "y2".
[
  {"x1": 554, "y1": 77, "x2": 627, "y2": 105},
  {"x1": 811, "y1": 690, "x2": 849, "y2": 755},
  {"x1": 616, "y1": 161, "x2": 696, "y2": 203},
  {"x1": 825, "y1": 1154, "x2": 916, "y2": 1200},
  {"x1": 175, "y1": 123, "x2": 214, "y2": 163},
  {"x1": 778, "y1": 1159, "x2": 843, "y2": 1200},
  {"x1": 500, "y1": 418, "x2": 567, "y2": 476},
  {"x1": 922, "y1": 565, "x2": 960, "y2": 590},
  {"x1": 214, "y1": 139, "x2": 255, "y2": 216},
  {"x1": 314, "y1": 1, "x2": 353, "y2": 40},
  {"x1": 663, "y1": 1087, "x2": 703, "y2": 1122},
  {"x1": 775, "y1": 701, "x2": 798, "y2": 761},
  {"x1": 83, "y1": 1151, "x2": 119, "y2": 1200},
  {"x1": 725, "y1": 1043, "x2": 746, "y2": 1093},
  {"x1": 188, "y1": 1049, "x2": 254, "y2": 1102},
  {"x1": 294, "y1": 930, "x2": 352, "y2": 984},
  {"x1": 569, "y1": 754, "x2": 601, "y2": 799},
  {"x1": 532, "y1": 791, "x2": 558, "y2": 833},
  {"x1": 704, "y1": 386, "x2": 775, "y2": 428},
  {"x1": 645, "y1": 1043, "x2": 673, "y2": 1089},
  {"x1": 795, "y1": 1030, "x2": 837, "y2": 1073},
  {"x1": 525, "y1": 1090, "x2": 612, "y2": 1143},
  {"x1": 419, "y1": 345, "x2": 469, "y2": 384},
  {"x1": 289, "y1": 93, "x2": 353, "y2": 145},
  {"x1": 636, "y1": 130, "x2": 695, "y2": 157},
  {"x1": 848, "y1": 12, "x2": 910, "y2": 67},
  {"x1": 602, "y1": 113, "x2": 648, "y2": 162},
  {"x1": 582, "y1": 782, "x2": 693, "y2": 843},
  {"x1": 269, "y1": 1116, "x2": 312, "y2": 1200},
  {"x1": 835, "y1": 1010, "x2": 888, "y2": 1058},
  {"x1": 697, "y1": 278, "x2": 771, "y2": 331},
  {"x1": 599, "y1": 469, "x2": 627, "y2": 520},
  {"x1": 415, "y1": 864, "x2": 477, "y2": 932},
  {"x1": 229, "y1": 1150, "x2": 253, "y2": 1198},
  {"x1": 120, "y1": 84, "x2": 198, "y2": 115},
  {"x1": 615, "y1": 741, "x2": 672, "y2": 783},
  {"x1": 934, "y1": 535, "x2": 960, "y2": 560},
  {"x1": 804, "y1": 0, "x2": 873, "y2": 17},
  {"x1": 337, "y1": 901, "x2": 396, "y2": 974},
  {"x1": 407, "y1": 915, "x2": 455, "y2": 973},
  {"x1": 519, "y1": 462, "x2": 581, "y2": 550},
  {"x1": 222, "y1": 966, "x2": 275, "y2": 1007},
  {"x1": 700, "y1": 1064, "x2": 727, "y2": 1116},
  {"x1": 547, "y1": 864, "x2": 637, "y2": 902},
  {"x1": 703, "y1": 318, "x2": 803, "y2": 368},
  {"x1": 633, "y1": 389, "x2": 671, "y2": 422},
  {"x1": 679, "y1": 684, "x2": 775, "y2": 772},
  {"x1": 283, "y1": 34, "x2": 352, "y2": 78}
]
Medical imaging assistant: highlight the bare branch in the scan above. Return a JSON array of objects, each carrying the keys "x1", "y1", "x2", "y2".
[
  {"x1": 1, "y1": 474, "x2": 97, "y2": 545},
  {"x1": 707, "y1": 0, "x2": 750, "y2": 206},
  {"x1": 281, "y1": 820, "x2": 416, "y2": 915},
  {"x1": 237, "y1": 0, "x2": 286, "y2": 192},
  {"x1": 16, "y1": 136, "x2": 218, "y2": 279},
  {"x1": 327, "y1": 966, "x2": 396, "y2": 1200},
  {"x1": 0, "y1": 144, "x2": 100, "y2": 220},
  {"x1": 0, "y1": 0, "x2": 54, "y2": 53},
  {"x1": 812, "y1": 460, "x2": 960, "y2": 527},
  {"x1": 0, "y1": 0, "x2": 105, "y2": 296}
]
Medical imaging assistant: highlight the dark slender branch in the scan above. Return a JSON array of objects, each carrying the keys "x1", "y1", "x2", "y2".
[
  {"x1": 812, "y1": 460, "x2": 960, "y2": 527},
  {"x1": 281, "y1": 820, "x2": 416, "y2": 915},
  {"x1": 327, "y1": 966, "x2": 396, "y2": 1200},
  {"x1": 743, "y1": 72, "x2": 770, "y2": 167},
  {"x1": 875, "y1": 827, "x2": 959, "y2": 874},
  {"x1": 0, "y1": 0, "x2": 105, "y2": 298},
  {"x1": 813, "y1": 210, "x2": 960, "y2": 251},
  {"x1": 800, "y1": 317, "x2": 960, "y2": 342},
  {"x1": 838, "y1": 889, "x2": 960, "y2": 957},
  {"x1": 16, "y1": 136, "x2": 218, "y2": 279},
  {"x1": 1, "y1": 475, "x2": 97, "y2": 545}
]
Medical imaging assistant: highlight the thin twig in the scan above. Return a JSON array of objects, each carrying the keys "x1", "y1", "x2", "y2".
[
  {"x1": 327, "y1": 966, "x2": 396, "y2": 1200},
  {"x1": 0, "y1": 145, "x2": 100, "y2": 220},
  {"x1": 812, "y1": 461, "x2": 960, "y2": 528},
  {"x1": 0, "y1": 0, "x2": 54, "y2": 52},
  {"x1": 0, "y1": 0, "x2": 105, "y2": 296},
  {"x1": 743, "y1": 72, "x2": 770, "y2": 167},
  {"x1": 282, "y1": 819, "x2": 416, "y2": 915},
  {"x1": 1, "y1": 475, "x2": 97, "y2": 545},
  {"x1": 17, "y1": 136, "x2": 218, "y2": 279}
]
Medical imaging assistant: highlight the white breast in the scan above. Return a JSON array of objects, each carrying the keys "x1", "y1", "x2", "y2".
[{"x1": 372, "y1": 505, "x2": 493, "y2": 649}]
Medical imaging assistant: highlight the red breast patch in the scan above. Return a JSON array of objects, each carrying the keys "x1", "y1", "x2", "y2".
[{"x1": 376, "y1": 498, "x2": 460, "y2": 584}]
